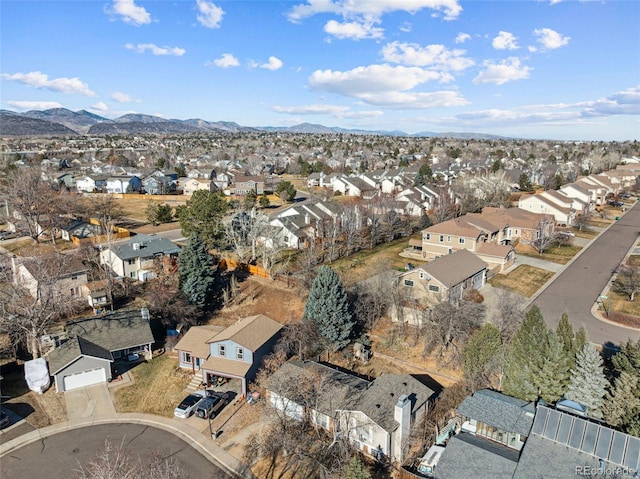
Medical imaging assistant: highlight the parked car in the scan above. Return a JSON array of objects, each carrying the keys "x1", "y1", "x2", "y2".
[
  {"x1": 608, "y1": 200, "x2": 624, "y2": 207},
  {"x1": 174, "y1": 393, "x2": 204, "y2": 418},
  {"x1": 195, "y1": 392, "x2": 229, "y2": 419},
  {"x1": 0, "y1": 408, "x2": 10, "y2": 429}
]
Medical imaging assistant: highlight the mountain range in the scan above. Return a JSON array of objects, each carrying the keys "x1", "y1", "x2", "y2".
[{"x1": 0, "y1": 108, "x2": 504, "y2": 139}]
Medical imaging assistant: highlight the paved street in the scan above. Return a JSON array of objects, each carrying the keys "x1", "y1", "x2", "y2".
[
  {"x1": 0, "y1": 423, "x2": 229, "y2": 479},
  {"x1": 533, "y1": 201, "x2": 640, "y2": 347}
]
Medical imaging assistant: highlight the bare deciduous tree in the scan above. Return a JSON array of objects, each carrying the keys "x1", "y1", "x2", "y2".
[{"x1": 613, "y1": 264, "x2": 640, "y2": 302}]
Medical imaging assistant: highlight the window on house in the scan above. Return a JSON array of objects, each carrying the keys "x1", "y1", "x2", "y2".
[
  {"x1": 183, "y1": 352, "x2": 191, "y2": 363},
  {"x1": 404, "y1": 279, "x2": 414, "y2": 287},
  {"x1": 425, "y1": 233, "x2": 431, "y2": 240},
  {"x1": 447, "y1": 236, "x2": 451, "y2": 242},
  {"x1": 236, "y1": 348, "x2": 244, "y2": 360},
  {"x1": 71, "y1": 274, "x2": 78, "y2": 280},
  {"x1": 459, "y1": 238, "x2": 465, "y2": 244},
  {"x1": 218, "y1": 345, "x2": 226, "y2": 357},
  {"x1": 129, "y1": 271, "x2": 136, "y2": 278},
  {"x1": 428, "y1": 285, "x2": 440, "y2": 292},
  {"x1": 128, "y1": 259, "x2": 136, "y2": 265},
  {"x1": 439, "y1": 235, "x2": 444, "y2": 242},
  {"x1": 419, "y1": 272, "x2": 424, "y2": 279}
]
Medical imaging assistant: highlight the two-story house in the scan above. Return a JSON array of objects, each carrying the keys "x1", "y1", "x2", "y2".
[
  {"x1": 143, "y1": 175, "x2": 176, "y2": 195},
  {"x1": 176, "y1": 314, "x2": 282, "y2": 397},
  {"x1": 232, "y1": 176, "x2": 265, "y2": 196},
  {"x1": 105, "y1": 175, "x2": 142, "y2": 194},
  {"x1": 13, "y1": 253, "x2": 89, "y2": 301},
  {"x1": 76, "y1": 175, "x2": 108, "y2": 193},
  {"x1": 99, "y1": 234, "x2": 181, "y2": 281},
  {"x1": 267, "y1": 360, "x2": 441, "y2": 464},
  {"x1": 182, "y1": 178, "x2": 213, "y2": 195}
]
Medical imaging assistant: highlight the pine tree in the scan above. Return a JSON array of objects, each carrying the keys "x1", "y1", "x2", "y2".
[
  {"x1": 536, "y1": 331, "x2": 571, "y2": 403},
  {"x1": 304, "y1": 266, "x2": 354, "y2": 351},
  {"x1": 178, "y1": 234, "x2": 216, "y2": 308},
  {"x1": 345, "y1": 456, "x2": 372, "y2": 479},
  {"x1": 602, "y1": 371, "x2": 640, "y2": 430},
  {"x1": 503, "y1": 305, "x2": 548, "y2": 401},
  {"x1": 565, "y1": 343, "x2": 609, "y2": 419},
  {"x1": 462, "y1": 323, "x2": 502, "y2": 386},
  {"x1": 556, "y1": 313, "x2": 581, "y2": 369}
]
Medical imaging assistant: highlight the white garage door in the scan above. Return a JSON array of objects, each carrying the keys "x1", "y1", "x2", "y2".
[{"x1": 63, "y1": 368, "x2": 106, "y2": 391}]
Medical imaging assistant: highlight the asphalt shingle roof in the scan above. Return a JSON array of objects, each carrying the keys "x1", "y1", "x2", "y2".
[
  {"x1": 419, "y1": 249, "x2": 488, "y2": 288},
  {"x1": 47, "y1": 336, "x2": 113, "y2": 374},
  {"x1": 206, "y1": 314, "x2": 282, "y2": 351},
  {"x1": 457, "y1": 389, "x2": 535, "y2": 438},
  {"x1": 108, "y1": 234, "x2": 181, "y2": 261}
]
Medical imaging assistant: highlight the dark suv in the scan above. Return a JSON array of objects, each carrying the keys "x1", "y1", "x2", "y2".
[{"x1": 195, "y1": 392, "x2": 229, "y2": 419}]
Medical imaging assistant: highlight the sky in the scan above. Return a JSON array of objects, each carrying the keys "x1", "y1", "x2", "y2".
[{"x1": 1, "y1": 0, "x2": 639, "y2": 141}]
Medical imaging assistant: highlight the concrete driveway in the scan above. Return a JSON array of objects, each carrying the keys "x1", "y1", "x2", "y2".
[{"x1": 64, "y1": 383, "x2": 116, "y2": 420}]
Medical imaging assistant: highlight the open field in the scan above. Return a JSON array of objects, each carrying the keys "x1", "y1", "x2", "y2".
[
  {"x1": 488, "y1": 264, "x2": 555, "y2": 297},
  {"x1": 112, "y1": 353, "x2": 192, "y2": 416}
]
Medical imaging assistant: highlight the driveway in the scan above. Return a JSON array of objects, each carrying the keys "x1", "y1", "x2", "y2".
[
  {"x1": 64, "y1": 383, "x2": 116, "y2": 420},
  {"x1": 532, "y1": 201, "x2": 640, "y2": 346}
]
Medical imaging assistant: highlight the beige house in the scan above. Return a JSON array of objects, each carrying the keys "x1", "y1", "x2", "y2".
[
  {"x1": 182, "y1": 178, "x2": 212, "y2": 195},
  {"x1": 478, "y1": 207, "x2": 556, "y2": 246},
  {"x1": 518, "y1": 193, "x2": 575, "y2": 225},
  {"x1": 13, "y1": 254, "x2": 88, "y2": 301}
]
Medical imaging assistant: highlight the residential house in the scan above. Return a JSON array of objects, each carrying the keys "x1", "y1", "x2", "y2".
[
  {"x1": 56, "y1": 173, "x2": 76, "y2": 190},
  {"x1": 60, "y1": 219, "x2": 103, "y2": 242},
  {"x1": 476, "y1": 207, "x2": 556, "y2": 246},
  {"x1": 197, "y1": 314, "x2": 283, "y2": 396},
  {"x1": 143, "y1": 175, "x2": 176, "y2": 195},
  {"x1": 13, "y1": 254, "x2": 88, "y2": 301},
  {"x1": 558, "y1": 182, "x2": 593, "y2": 210},
  {"x1": 76, "y1": 175, "x2": 108, "y2": 193},
  {"x1": 518, "y1": 193, "x2": 575, "y2": 225},
  {"x1": 434, "y1": 389, "x2": 640, "y2": 479},
  {"x1": 394, "y1": 250, "x2": 488, "y2": 325},
  {"x1": 47, "y1": 309, "x2": 154, "y2": 392},
  {"x1": 267, "y1": 360, "x2": 441, "y2": 463},
  {"x1": 106, "y1": 175, "x2": 142, "y2": 194},
  {"x1": 232, "y1": 176, "x2": 265, "y2": 195},
  {"x1": 99, "y1": 234, "x2": 181, "y2": 281},
  {"x1": 174, "y1": 325, "x2": 225, "y2": 372},
  {"x1": 183, "y1": 178, "x2": 213, "y2": 195}
]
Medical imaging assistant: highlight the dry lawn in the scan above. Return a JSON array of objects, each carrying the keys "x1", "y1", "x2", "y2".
[
  {"x1": 112, "y1": 353, "x2": 192, "y2": 416},
  {"x1": 489, "y1": 264, "x2": 555, "y2": 297},
  {"x1": 113, "y1": 196, "x2": 187, "y2": 222},
  {"x1": 516, "y1": 243, "x2": 581, "y2": 265},
  {"x1": 627, "y1": 255, "x2": 640, "y2": 267}
]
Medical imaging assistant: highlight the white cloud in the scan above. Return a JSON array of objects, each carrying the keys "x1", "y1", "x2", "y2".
[
  {"x1": 310, "y1": 64, "x2": 448, "y2": 97},
  {"x1": 581, "y1": 86, "x2": 640, "y2": 116},
  {"x1": 1, "y1": 71, "x2": 96, "y2": 97},
  {"x1": 210, "y1": 53, "x2": 240, "y2": 68},
  {"x1": 111, "y1": 91, "x2": 140, "y2": 103},
  {"x1": 473, "y1": 57, "x2": 531, "y2": 85},
  {"x1": 455, "y1": 32, "x2": 471, "y2": 44},
  {"x1": 272, "y1": 104, "x2": 383, "y2": 119},
  {"x1": 125, "y1": 43, "x2": 186, "y2": 56},
  {"x1": 91, "y1": 102, "x2": 109, "y2": 112},
  {"x1": 381, "y1": 41, "x2": 474, "y2": 71},
  {"x1": 324, "y1": 20, "x2": 384, "y2": 40},
  {"x1": 357, "y1": 90, "x2": 469, "y2": 109},
  {"x1": 108, "y1": 0, "x2": 151, "y2": 26},
  {"x1": 400, "y1": 22, "x2": 412, "y2": 33},
  {"x1": 196, "y1": 0, "x2": 224, "y2": 29},
  {"x1": 252, "y1": 56, "x2": 283, "y2": 71},
  {"x1": 533, "y1": 28, "x2": 570, "y2": 50},
  {"x1": 288, "y1": 0, "x2": 463, "y2": 23},
  {"x1": 549, "y1": 0, "x2": 562, "y2": 5},
  {"x1": 492, "y1": 31, "x2": 519, "y2": 50},
  {"x1": 6, "y1": 100, "x2": 63, "y2": 110}
]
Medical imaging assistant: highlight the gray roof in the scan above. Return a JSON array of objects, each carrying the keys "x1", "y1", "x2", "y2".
[
  {"x1": 66, "y1": 309, "x2": 155, "y2": 352},
  {"x1": 435, "y1": 433, "x2": 518, "y2": 479},
  {"x1": 47, "y1": 336, "x2": 113, "y2": 374},
  {"x1": 108, "y1": 234, "x2": 181, "y2": 260},
  {"x1": 457, "y1": 389, "x2": 535, "y2": 437},
  {"x1": 268, "y1": 361, "x2": 440, "y2": 432},
  {"x1": 419, "y1": 249, "x2": 488, "y2": 288}
]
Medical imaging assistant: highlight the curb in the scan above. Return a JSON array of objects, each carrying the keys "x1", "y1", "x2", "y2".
[{"x1": 0, "y1": 413, "x2": 256, "y2": 479}]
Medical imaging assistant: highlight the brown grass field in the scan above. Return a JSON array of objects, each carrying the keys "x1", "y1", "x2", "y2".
[{"x1": 488, "y1": 264, "x2": 555, "y2": 297}]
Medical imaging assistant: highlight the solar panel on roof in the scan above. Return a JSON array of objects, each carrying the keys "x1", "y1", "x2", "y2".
[
  {"x1": 609, "y1": 431, "x2": 627, "y2": 466},
  {"x1": 582, "y1": 422, "x2": 599, "y2": 455},
  {"x1": 595, "y1": 426, "x2": 613, "y2": 459},
  {"x1": 556, "y1": 414, "x2": 573, "y2": 446},
  {"x1": 544, "y1": 409, "x2": 561, "y2": 440},
  {"x1": 531, "y1": 407, "x2": 548, "y2": 435},
  {"x1": 569, "y1": 419, "x2": 586, "y2": 449},
  {"x1": 623, "y1": 436, "x2": 640, "y2": 470}
]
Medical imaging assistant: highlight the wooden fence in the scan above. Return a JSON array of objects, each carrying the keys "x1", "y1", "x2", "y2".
[{"x1": 219, "y1": 258, "x2": 271, "y2": 279}]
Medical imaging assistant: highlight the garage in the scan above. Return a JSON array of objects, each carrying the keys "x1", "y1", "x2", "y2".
[{"x1": 63, "y1": 367, "x2": 107, "y2": 391}]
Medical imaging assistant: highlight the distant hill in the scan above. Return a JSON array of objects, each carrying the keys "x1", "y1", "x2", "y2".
[
  {"x1": 0, "y1": 108, "x2": 507, "y2": 139},
  {"x1": 21, "y1": 108, "x2": 108, "y2": 134},
  {"x1": 0, "y1": 112, "x2": 78, "y2": 137}
]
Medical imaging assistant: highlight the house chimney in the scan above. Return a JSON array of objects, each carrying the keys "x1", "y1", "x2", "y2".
[{"x1": 394, "y1": 394, "x2": 411, "y2": 462}]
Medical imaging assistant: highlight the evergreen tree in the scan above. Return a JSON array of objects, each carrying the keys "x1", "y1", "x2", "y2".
[
  {"x1": 462, "y1": 323, "x2": 502, "y2": 386},
  {"x1": 259, "y1": 192, "x2": 270, "y2": 208},
  {"x1": 556, "y1": 313, "x2": 580, "y2": 369},
  {"x1": 178, "y1": 234, "x2": 216, "y2": 308},
  {"x1": 304, "y1": 266, "x2": 354, "y2": 351},
  {"x1": 611, "y1": 339, "x2": 640, "y2": 378},
  {"x1": 536, "y1": 331, "x2": 571, "y2": 403},
  {"x1": 565, "y1": 344, "x2": 609, "y2": 419},
  {"x1": 602, "y1": 371, "x2": 640, "y2": 432},
  {"x1": 243, "y1": 190, "x2": 257, "y2": 210},
  {"x1": 503, "y1": 305, "x2": 548, "y2": 401},
  {"x1": 176, "y1": 190, "x2": 229, "y2": 250},
  {"x1": 345, "y1": 456, "x2": 372, "y2": 479}
]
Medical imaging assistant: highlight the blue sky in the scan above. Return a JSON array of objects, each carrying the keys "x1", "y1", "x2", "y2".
[{"x1": 1, "y1": 0, "x2": 639, "y2": 141}]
